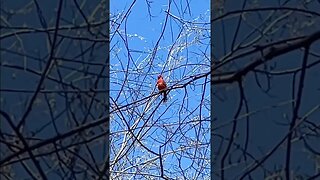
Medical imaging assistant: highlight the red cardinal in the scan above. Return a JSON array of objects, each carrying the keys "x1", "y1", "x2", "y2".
[{"x1": 157, "y1": 75, "x2": 167, "y2": 102}]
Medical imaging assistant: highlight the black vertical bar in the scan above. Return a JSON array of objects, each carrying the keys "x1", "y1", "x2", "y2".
[
  {"x1": 210, "y1": 0, "x2": 214, "y2": 179},
  {"x1": 106, "y1": 0, "x2": 110, "y2": 178}
]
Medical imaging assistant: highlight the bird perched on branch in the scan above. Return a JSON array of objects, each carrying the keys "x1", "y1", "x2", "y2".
[{"x1": 157, "y1": 75, "x2": 167, "y2": 102}]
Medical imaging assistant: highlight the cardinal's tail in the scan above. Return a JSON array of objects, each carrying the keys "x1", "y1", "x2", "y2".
[{"x1": 163, "y1": 90, "x2": 167, "y2": 103}]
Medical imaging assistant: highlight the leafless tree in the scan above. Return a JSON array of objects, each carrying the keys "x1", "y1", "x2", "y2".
[
  {"x1": 1, "y1": 0, "x2": 211, "y2": 179},
  {"x1": 110, "y1": 0, "x2": 210, "y2": 179}
]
